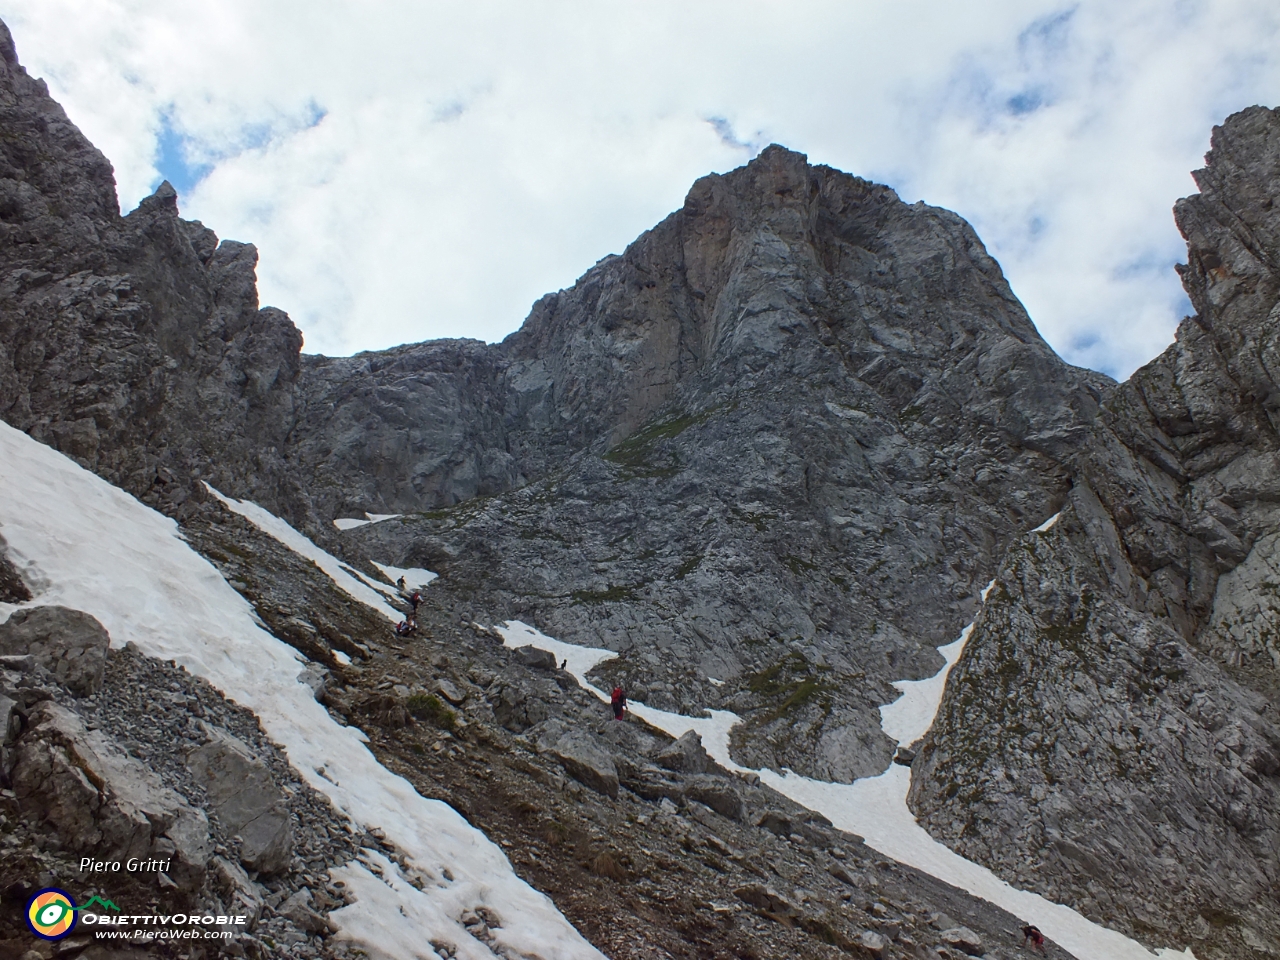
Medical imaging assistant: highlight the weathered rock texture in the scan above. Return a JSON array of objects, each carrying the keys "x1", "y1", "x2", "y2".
[
  {"x1": 186, "y1": 726, "x2": 295, "y2": 874},
  {"x1": 0, "y1": 6, "x2": 1107, "y2": 782},
  {"x1": 344, "y1": 145, "x2": 1108, "y2": 783},
  {"x1": 12, "y1": 700, "x2": 210, "y2": 891},
  {"x1": 0, "y1": 604, "x2": 109, "y2": 695},
  {"x1": 0, "y1": 20, "x2": 306, "y2": 526},
  {"x1": 910, "y1": 106, "x2": 1280, "y2": 960},
  {"x1": 5, "y1": 12, "x2": 1280, "y2": 957},
  {"x1": 0, "y1": 534, "x2": 30, "y2": 603}
]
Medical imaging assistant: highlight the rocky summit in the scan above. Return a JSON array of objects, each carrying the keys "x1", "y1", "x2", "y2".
[{"x1": 0, "y1": 12, "x2": 1277, "y2": 960}]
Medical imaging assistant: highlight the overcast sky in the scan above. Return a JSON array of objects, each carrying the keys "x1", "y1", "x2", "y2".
[{"x1": 4, "y1": 1, "x2": 1279, "y2": 378}]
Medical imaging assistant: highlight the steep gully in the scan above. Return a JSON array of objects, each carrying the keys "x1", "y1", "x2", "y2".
[{"x1": 327, "y1": 507, "x2": 1194, "y2": 959}]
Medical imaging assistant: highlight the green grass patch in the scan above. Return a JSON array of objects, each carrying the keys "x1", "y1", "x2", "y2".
[
  {"x1": 673, "y1": 554, "x2": 702, "y2": 580},
  {"x1": 745, "y1": 653, "x2": 836, "y2": 721},
  {"x1": 603, "y1": 402, "x2": 735, "y2": 478},
  {"x1": 570, "y1": 584, "x2": 638, "y2": 604},
  {"x1": 406, "y1": 693, "x2": 456, "y2": 731}
]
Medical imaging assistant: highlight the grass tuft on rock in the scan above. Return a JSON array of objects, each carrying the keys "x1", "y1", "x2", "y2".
[{"x1": 406, "y1": 693, "x2": 456, "y2": 731}]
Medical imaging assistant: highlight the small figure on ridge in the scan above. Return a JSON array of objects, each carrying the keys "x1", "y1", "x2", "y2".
[{"x1": 611, "y1": 685, "x2": 627, "y2": 721}]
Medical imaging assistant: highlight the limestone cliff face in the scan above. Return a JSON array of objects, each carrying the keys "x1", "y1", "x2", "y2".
[
  {"x1": 340, "y1": 146, "x2": 1109, "y2": 783},
  {"x1": 0, "y1": 22, "x2": 306, "y2": 524},
  {"x1": 292, "y1": 146, "x2": 1108, "y2": 523},
  {"x1": 909, "y1": 107, "x2": 1280, "y2": 960},
  {"x1": 0, "y1": 15, "x2": 1107, "y2": 784}
]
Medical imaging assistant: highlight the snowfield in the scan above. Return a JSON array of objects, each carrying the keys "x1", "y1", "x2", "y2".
[
  {"x1": 496, "y1": 610, "x2": 1198, "y2": 960},
  {"x1": 0, "y1": 414, "x2": 1202, "y2": 960},
  {"x1": 0, "y1": 422, "x2": 606, "y2": 960}
]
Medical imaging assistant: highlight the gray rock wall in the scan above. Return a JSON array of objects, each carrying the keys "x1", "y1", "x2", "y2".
[
  {"x1": 910, "y1": 106, "x2": 1280, "y2": 960},
  {"x1": 339, "y1": 145, "x2": 1108, "y2": 783},
  {"x1": 0, "y1": 21, "x2": 307, "y2": 525}
]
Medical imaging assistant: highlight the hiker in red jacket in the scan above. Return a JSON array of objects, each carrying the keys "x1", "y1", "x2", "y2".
[
  {"x1": 611, "y1": 685, "x2": 627, "y2": 720},
  {"x1": 1021, "y1": 925, "x2": 1046, "y2": 955}
]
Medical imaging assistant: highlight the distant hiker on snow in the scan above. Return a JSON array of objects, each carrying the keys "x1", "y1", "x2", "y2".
[
  {"x1": 396, "y1": 576, "x2": 406, "y2": 592},
  {"x1": 1021, "y1": 925, "x2": 1046, "y2": 955},
  {"x1": 611, "y1": 685, "x2": 627, "y2": 720}
]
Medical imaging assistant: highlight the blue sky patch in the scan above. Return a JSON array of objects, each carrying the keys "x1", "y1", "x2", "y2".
[
  {"x1": 151, "y1": 101, "x2": 327, "y2": 199},
  {"x1": 153, "y1": 112, "x2": 211, "y2": 198}
]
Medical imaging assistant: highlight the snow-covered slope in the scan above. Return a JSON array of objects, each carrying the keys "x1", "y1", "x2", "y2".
[
  {"x1": 494, "y1": 619, "x2": 1198, "y2": 960},
  {"x1": 0, "y1": 422, "x2": 605, "y2": 960}
]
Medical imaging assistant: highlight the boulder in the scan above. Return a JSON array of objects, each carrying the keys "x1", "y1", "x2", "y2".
[
  {"x1": 654, "y1": 730, "x2": 711, "y2": 774},
  {"x1": 0, "y1": 692, "x2": 20, "y2": 744},
  {"x1": 545, "y1": 730, "x2": 619, "y2": 798},
  {"x1": 0, "y1": 606, "x2": 110, "y2": 696},
  {"x1": 186, "y1": 726, "x2": 294, "y2": 874},
  {"x1": 435, "y1": 678, "x2": 465, "y2": 705},
  {"x1": 857, "y1": 930, "x2": 887, "y2": 957},
  {"x1": 684, "y1": 774, "x2": 745, "y2": 821},
  {"x1": 940, "y1": 926, "x2": 985, "y2": 956},
  {"x1": 757, "y1": 810, "x2": 794, "y2": 837},
  {"x1": 512, "y1": 645, "x2": 556, "y2": 671},
  {"x1": 297, "y1": 662, "x2": 328, "y2": 703},
  {"x1": 733, "y1": 883, "x2": 802, "y2": 921},
  {"x1": 279, "y1": 886, "x2": 333, "y2": 935},
  {"x1": 828, "y1": 863, "x2": 855, "y2": 885},
  {"x1": 11, "y1": 701, "x2": 209, "y2": 892}
]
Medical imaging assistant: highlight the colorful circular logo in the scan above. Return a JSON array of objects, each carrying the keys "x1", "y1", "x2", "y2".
[{"x1": 27, "y1": 888, "x2": 77, "y2": 939}]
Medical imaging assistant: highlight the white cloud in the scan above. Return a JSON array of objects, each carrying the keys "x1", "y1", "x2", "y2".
[{"x1": 4, "y1": 0, "x2": 1279, "y2": 376}]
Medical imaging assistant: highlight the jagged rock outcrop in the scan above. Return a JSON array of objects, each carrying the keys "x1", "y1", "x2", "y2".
[
  {"x1": 0, "y1": 21, "x2": 307, "y2": 527},
  {"x1": 0, "y1": 10, "x2": 1107, "y2": 782},
  {"x1": 8, "y1": 13, "x2": 1280, "y2": 956},
  {"x1": 910, "y1": 106, "x2": 1280, "y2": 960}
]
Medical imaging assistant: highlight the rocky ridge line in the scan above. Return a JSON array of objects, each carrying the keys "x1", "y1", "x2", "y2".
[{"x1": 909, "y1": 105, "x2": 1280, "y2": 960}]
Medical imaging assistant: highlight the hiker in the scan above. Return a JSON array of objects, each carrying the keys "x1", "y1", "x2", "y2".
[
  {"x1": 396, "y1": 576, "x2": 406, "y2": 592},
  {"x1": 1021, "y1": 925, "x2": 1046, "y2": 955},
  {"x1": 394, "y1": 620, "x2": 411, "y2": 636},
  {"x1": 611, "y1": 685, "x2": 627, "y2": 720},
  {"x1": 560, "y1": 658, "x2": 567, "y2": 670},
  {"x1": 409, "y1": 590, "x2": 421, "y2": 615}
]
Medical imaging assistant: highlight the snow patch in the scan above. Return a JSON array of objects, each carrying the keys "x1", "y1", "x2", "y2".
[
  {"x1": 330, "y1": 851, "x2": 503, "y2": 960},
  {"x1": 1033, "y1": 511, "x2": 1062, "y2": 533},
  {"x1": 0, "y1": 423, "x2": 604, "y2": 960},
  {"x1": 493, "y1": 611, "x2": 1197, "y2": 960},
  {"x1": 333, "y1": 512, "x2": 402, "y2": 531},
  {"x1": 495, "y1": 620, "x2": 616, "y2": 680},
  {"x1": 207, "y1": 486, "x2": 403, "y2": 622},
  {"x1": 372, "y1": 561, "x2": 438, "y2": 592},
  {"x1": 879, "y1": 624, "x2": 971, "y2": 747}
]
